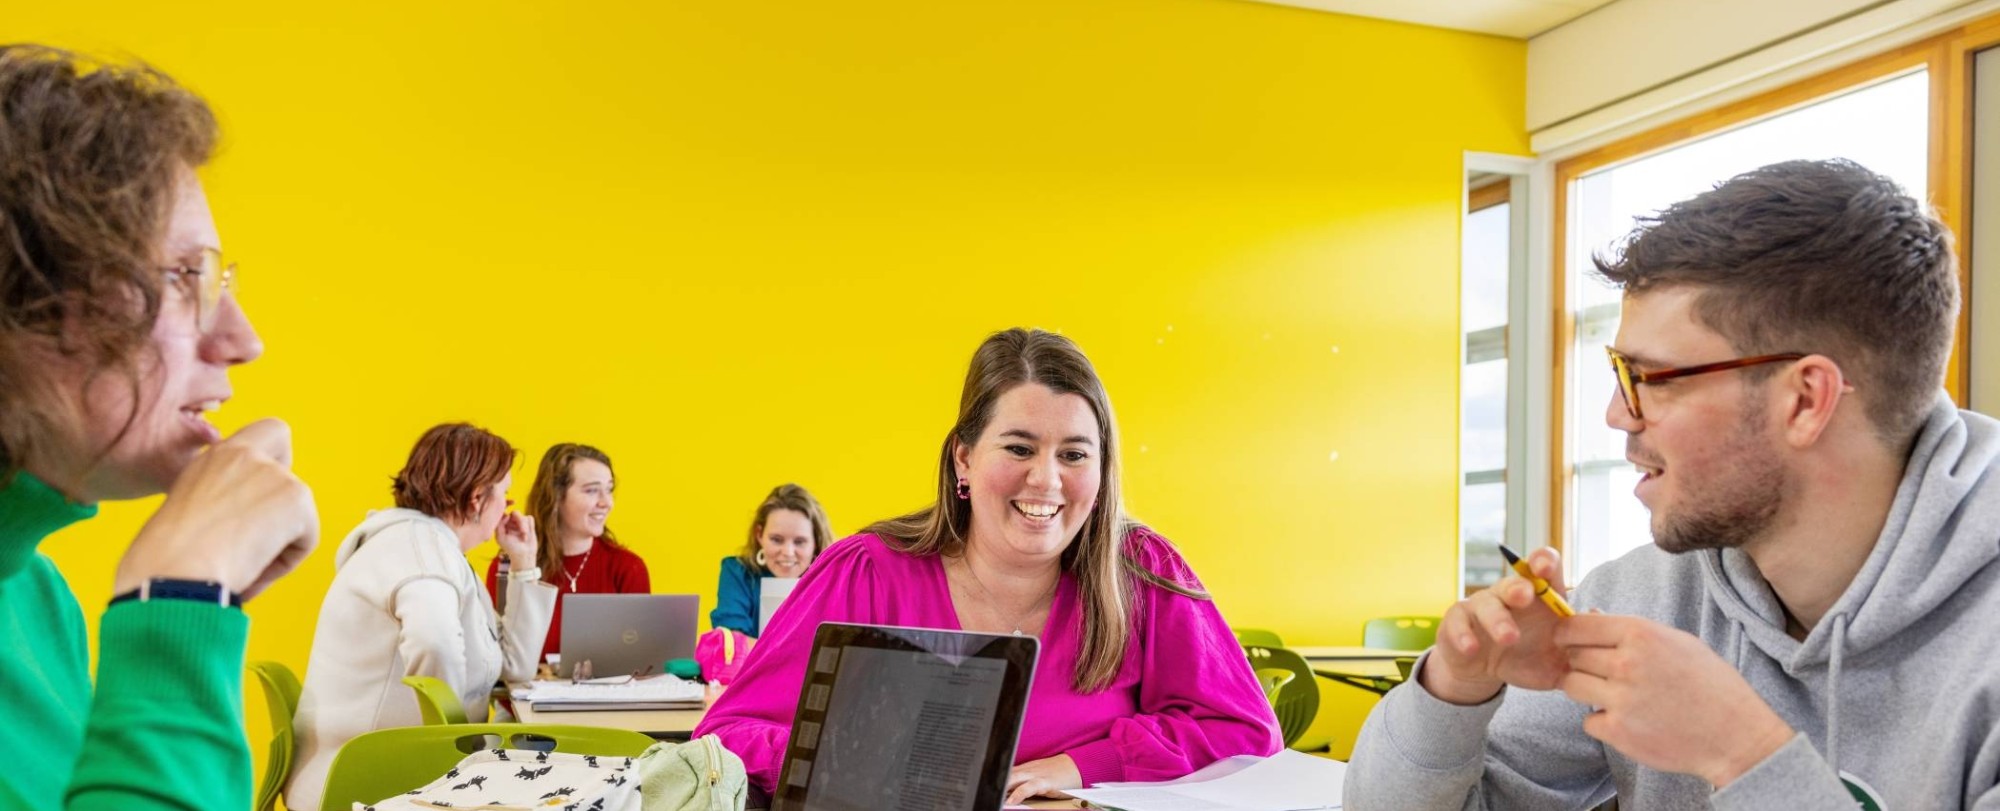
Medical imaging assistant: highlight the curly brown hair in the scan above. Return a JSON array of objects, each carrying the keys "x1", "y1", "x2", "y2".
[{"x1": 0, "y1": 44, "x2": 219, "y2": 481}]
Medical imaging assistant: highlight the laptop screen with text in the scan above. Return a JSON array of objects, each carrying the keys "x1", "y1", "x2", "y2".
[{"x1": 773, "y1": 623, "x2": 1038, "y2": 811}]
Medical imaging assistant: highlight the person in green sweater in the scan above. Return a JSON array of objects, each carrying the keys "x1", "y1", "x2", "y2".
[{"x1": 0, "y1": 45, "x2": 319, "y2": 809}]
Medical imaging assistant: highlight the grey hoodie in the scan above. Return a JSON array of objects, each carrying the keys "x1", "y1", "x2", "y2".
[{"x1": 1346, "y1": 394, "x2": 2000, "y2": 810}]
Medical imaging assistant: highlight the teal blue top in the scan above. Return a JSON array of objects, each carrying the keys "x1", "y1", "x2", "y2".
[
  {"x1": 711, "y1": 555, "x2": 766, "y2": 637},
  {"x1": 0, "y1": 471, "x2": 254, "y2": 810}
]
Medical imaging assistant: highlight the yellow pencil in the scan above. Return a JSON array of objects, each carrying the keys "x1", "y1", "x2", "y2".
[{"x1": 1497, "y1": 543, "x2": 1575, "y2": 617}]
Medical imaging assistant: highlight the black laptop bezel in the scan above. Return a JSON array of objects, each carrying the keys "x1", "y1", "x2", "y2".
[{"x1": 772, "y1": 622, "x2": 1040, "y2": 811}]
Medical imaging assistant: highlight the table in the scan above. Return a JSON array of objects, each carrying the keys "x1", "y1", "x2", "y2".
[{"x1": 1293, "y1": 645, "x2": 1425, "y2": 695}]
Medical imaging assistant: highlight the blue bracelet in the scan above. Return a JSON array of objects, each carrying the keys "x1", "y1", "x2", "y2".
[{"x1": 109, "y1": 577, "x2": 242, "y2": 608}]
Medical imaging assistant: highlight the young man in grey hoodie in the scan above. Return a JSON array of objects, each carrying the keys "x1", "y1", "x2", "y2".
[{"x1": 1345, "y1": 159, "x2": 2000, "y2": 810}]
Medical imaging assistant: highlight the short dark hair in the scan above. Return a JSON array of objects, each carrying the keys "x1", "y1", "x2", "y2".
[
  {"x1": 392, "y1": 423, "x2": 516, "y2": 524},
  {"x1": 0, "y1": 44, "x2": 219, "y2": 479},
  {"x1": 1594, "y1": 158, "x2": 1957, "y2": 444}
]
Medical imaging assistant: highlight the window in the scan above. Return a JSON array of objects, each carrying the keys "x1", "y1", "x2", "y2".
[
  {"x1": 1560, "y1": 71, "x2": 1931, "y2": 581},
  {"x1": 1462, "y1": 178, "x2": 1511, "y2": 592}
]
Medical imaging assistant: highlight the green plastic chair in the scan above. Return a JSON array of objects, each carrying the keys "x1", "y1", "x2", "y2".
[
  {"x1": 1243, "y1": 645, "x2": 1319, "y2": 749},
  {"x1": 401, "y1": 675, "x2": 469, "y2": 725},
  {"x1": 1255, "y1": 668, "x2": 1295, "y2": 703},
  {"x1": 319, "y1": 723, "x2": 657, "y2": 811},
  {"x1": 1232, "y1": 627, "x2": 1284, "y2": 648},
  {"x1": 1363, "y1": 616, "x2": 1440, "y2": 651},
  {"x1": 248, "y1": 661, "x2": 303, "y2": 811}
]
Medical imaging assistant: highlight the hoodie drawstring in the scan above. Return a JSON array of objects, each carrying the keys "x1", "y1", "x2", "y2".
[
  {"x1": 1731, "y1": 622, "x2": 1747, "y2": 669},
  {"x1": 1826, "y1": 613, "x2": 1848, "y2": 776}
]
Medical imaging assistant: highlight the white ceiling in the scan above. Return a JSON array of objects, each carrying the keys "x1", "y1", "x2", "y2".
[{"x1": 1247, "y1": 0, "x2": 1622, "y2": 39}]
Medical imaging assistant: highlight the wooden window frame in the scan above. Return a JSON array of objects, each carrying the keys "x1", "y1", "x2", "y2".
[{"x1": 1469, "y1": 179, "x2": 1510, "y2": 214}]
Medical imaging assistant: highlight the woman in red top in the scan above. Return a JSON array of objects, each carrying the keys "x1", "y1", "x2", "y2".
[{"x1": 484, "y1": 443, "x2": 650, "y2": 661}]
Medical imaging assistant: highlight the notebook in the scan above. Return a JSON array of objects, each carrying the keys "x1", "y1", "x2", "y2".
[
  {"x1": 771, "y1": 623, "x2": 1039, "y2": 811},
  {"x1": 516, "y1": 676, "x2": 704, "y2": 710}
]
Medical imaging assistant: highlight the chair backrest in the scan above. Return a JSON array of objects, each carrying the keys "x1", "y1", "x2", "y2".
[
  {"x1": 1243, "y1": 645, "x2": 1318, "y2": 749},
  {"x1": 319, "y1": 723, "x2": 658, "y2": 811},
  {"x1": 1254, "y1": 668, "x2": 1295, "y2": 702},
  {"x1": 1363, "y1": 616, "x2": 1440, "y2": 651},
  {"x1": 248, "y1": 661, "x2": 303, "y2": 811},
  {"x1": 1232, "y1": 627, "x2": 1284, "y2": 648},
  {"x1": 402, "y1": 675, "x2": 470, "y2": 725}
]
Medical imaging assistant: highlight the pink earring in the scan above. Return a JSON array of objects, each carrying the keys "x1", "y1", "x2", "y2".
[{"x1": 955, "y1": 478, "x2": 971, "y2": 500}]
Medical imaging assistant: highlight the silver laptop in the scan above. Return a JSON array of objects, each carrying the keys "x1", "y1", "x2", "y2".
[
  {"x1": 558, "y1": 593, "x2": 699, "y2": 679},
  {"x1": 759, "y1": 577, "x2": 800, "y2": 634}
]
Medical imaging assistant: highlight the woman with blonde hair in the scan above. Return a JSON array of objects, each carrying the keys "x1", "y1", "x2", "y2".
[
  {"x1": 710, "y1": 483, "x2": 834, "y2": 637},
  {"x1": 289, "y1": 423, "x2": 555, "y2": 811},
  {"x1": 695, "y1": 329, "x2": 1279, "y2": 805},
  {"x1": 485, "y1": 442, "x2": 649, "y2": 661}
]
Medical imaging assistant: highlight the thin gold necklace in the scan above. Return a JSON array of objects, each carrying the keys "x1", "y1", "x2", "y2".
[
  {"x1": 562, "y1": 541, "x2": 593, "y2": 591},
  {"x1": 956, "y1": 554, "x2": 1058, "y2": 636}
]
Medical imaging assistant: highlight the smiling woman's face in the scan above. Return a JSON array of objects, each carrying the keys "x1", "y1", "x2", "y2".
[
  {"x1": 758, "y1": 508, "x2": 817, "y2": 578},
  {"x1": 559, "y1": 458, "x2": 614, "y2": 540},
  {"x1": 953, "y1": 383, "x2": 1102, "y2": 564}
]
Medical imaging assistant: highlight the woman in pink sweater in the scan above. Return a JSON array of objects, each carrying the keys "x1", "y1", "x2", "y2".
[{"x1": 694, "y1": 328, "x2": 1280, "y2": 804}]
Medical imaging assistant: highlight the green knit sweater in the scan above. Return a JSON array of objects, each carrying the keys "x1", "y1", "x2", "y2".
[{"x1": 0, "y1": 472, "x2": 252, "y2": 810}]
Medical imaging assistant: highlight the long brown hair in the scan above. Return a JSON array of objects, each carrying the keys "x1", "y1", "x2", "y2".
[
  {"x1": 0, "y1": 45, "x2": 218, "y2": 483},
  {"x1": 864, "y1": 328, "x2": 1204, "y2": 692},
  {"x1": 736, "y1": 483, "x2": 835, "y2": 572},
  {"x1": 528, "y1": 443, "x2": 625, "y2": 578}
]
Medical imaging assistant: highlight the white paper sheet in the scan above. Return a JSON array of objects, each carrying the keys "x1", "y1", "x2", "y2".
[{"x1": 1065, "y1": 750, "x2": 1344, "y2": 811}]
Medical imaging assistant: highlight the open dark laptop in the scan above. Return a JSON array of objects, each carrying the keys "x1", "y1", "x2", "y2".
[{"x1": 771, "y1": 623, "x2": 1039, "y2": 811}]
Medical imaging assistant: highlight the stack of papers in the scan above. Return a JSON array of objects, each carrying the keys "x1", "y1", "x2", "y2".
[
  {"x1": 1065, "y1": 750, "x2": 1345, "y2": 811},
  {"x1": 512, "y1": 677, "x2": 704, "y2": 710}
]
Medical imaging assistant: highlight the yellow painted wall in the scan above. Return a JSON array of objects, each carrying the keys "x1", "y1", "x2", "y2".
[{"x1": 12, "y1": 0, "x2": 1525, "y2": 771}]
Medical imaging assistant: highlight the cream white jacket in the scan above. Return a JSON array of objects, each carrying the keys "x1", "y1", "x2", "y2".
[{"x1": 287, "y1": 508, "x2": 555, "y2": 811}]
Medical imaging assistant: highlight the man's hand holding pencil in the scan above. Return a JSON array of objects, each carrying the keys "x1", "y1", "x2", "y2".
[{"x1": 1420, "y1": 543, "x2": 1794, "y2": 789}]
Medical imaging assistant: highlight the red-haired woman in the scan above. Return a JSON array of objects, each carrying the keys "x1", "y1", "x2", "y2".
[{"x1": 289, "y1": 423, "x2": 555, "y2": 811}]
